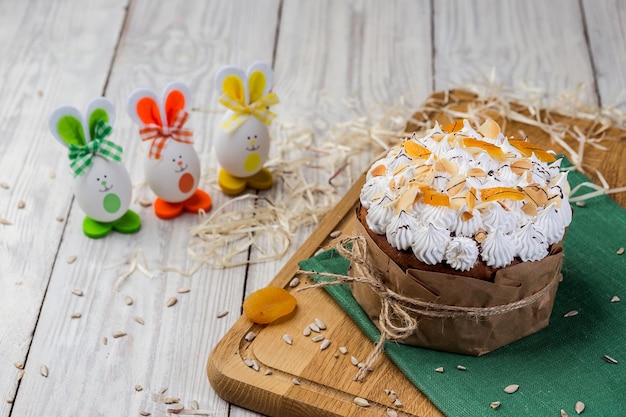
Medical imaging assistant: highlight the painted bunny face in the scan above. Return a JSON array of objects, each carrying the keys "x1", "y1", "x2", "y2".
[
  {"x1": 48, "y1": 98, "x2": 132, "y2": 223},
  {"x1": 127, "y1": 82, "x2": 200, "y2": 203},
  {"x1": 75, "y1": 157, "x2": 132, "y2": 222},
  {"x1": 144, "y1": 139, "x2": 200, "y2": 203},
  {"x1": 214, "y1": 62, "x2": 277, "y2": 178}
]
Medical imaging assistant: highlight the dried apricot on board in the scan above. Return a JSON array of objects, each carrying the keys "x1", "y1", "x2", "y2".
[{"x1": 243, "y1": 286, "x2": 297, "y2": 324}]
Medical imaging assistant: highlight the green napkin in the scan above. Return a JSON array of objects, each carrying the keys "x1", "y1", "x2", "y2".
[{"x1": 299, "y1": 165, "x2": 625, "y2": 417}]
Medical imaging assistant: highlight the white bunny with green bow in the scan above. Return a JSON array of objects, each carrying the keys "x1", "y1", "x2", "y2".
[{"x1": 48, "y1": 97, "x2": 141, "y2": 238}]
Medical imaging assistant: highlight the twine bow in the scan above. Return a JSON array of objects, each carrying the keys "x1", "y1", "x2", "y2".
[
  {"x1": 297, "y1": 236, "x2": 559, "y2": 381},
  {"x1": 139, "y1": 110, "x2": 194, "y2": 160},
  {"x1": 218, "y1": 92, "x2": 279, "y2": 133},
  {"x1": 68, "y1": 120, "x2": 122, "y2": 177}
]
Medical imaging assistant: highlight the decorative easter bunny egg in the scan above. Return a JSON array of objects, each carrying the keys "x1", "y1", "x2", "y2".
[
  {"x1": 214, "y1": 62, "x2": 279, "y2": 195},
  {"x1": 48, "y1": 98, "x2": 141, "y2": 238},
  {"x1": 127, "y1": 82, "x2": 212, "y2": 219}
]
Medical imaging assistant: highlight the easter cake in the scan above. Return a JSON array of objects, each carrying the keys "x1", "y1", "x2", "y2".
[{"x1": 351, "y1": 119, "x2": 572, "y2": 355}]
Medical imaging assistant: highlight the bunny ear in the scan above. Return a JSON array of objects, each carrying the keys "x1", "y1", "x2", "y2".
[
  {"x1": 162, "y1": 81, "x2": 190, "y2": 126},
  {"x1": 215, "y1": 65, "x2": 248, "y2": 105},
  {"x1": 48, "y1": 106, "x2": 87, "y2": 148},
  {"x1": 85, "y1": 97, "x2": 115, "y2": 140},
  {"x1": 247, "y1": 62, "x2": 273, "y2": 103},
  {"x1": 126, "y1": 88, "x2": 163, "y2": 127}
]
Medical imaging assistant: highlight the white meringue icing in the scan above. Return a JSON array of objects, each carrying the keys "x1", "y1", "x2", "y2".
[
  {"x1": 482, "y1": 202, "x2": 517, "y2": 233},
  {"x1": 366, "y1": 196, "x2": 395, "y2": 235},
  {"x1": 420, "y1": 204, "x2": 456, "y2": 230},
  {"x1": 480, "y1": 230, "x2": 516, "y2": 268},
  {"x1": 514, "y1": 223, "x2": 549, "y2": 262},
  {"x1": 411, "y1": 223, "x2": 450, "y2": 265},
  {"x1": 386, "y1": 210, "x2": 420, "y2": 251},
  {"x1": 453, "y1": 207, "x2": 484, "y2": 237},
  {"x1": 535, "y1": 203, "x2": 566, "y2": 245},
  {"x1": 360, "y1": 176, "x2": 389, "y2": 209},
  {"x1": 445, "y1": 237, "x2": 479, "y2": 271}
]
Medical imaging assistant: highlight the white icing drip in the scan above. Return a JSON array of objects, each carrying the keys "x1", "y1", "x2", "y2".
[
  {"x1": 481, "y1": 230, "x2": 516, "y2": 268},
  {"x1": 445, "y1": 237, "x2": 479, "y2": 271},
  {"x1": 514, "y1": 223, "x2": 549, "y2": 262},
  {"x1": 360, "y1": 176, "x2": 389, "y2": 209},
  {"x1": 535, "y1": 203, "x2": 566, "y2": 245},
  {"x1": 420, "y1": 204, "x2": 456, "y2": 229},
  {"x1": 453, "y1": 206, "x2": 484, "y2": 237},
  {"x1": 385, "y1": 210, "x2": 420, "y2": 251},
  {"x1": 365, "y1": 196, "x2": 395, "y2": 235},
  {"x1": 411, "y1": 223, "x2": 450, "y2": 265},
  {"x1": 481, "y1": 202, "x2": 517, "y2": 233}
]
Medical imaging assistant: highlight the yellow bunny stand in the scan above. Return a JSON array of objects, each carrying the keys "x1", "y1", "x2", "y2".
[{"x1": 214, "y1": 62, "x2": 279, "y2": 195}]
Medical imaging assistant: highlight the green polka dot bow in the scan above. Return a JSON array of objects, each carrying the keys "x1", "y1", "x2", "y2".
[{"x1": 68, "y1": 120, "x2": 123, "y2": 177}]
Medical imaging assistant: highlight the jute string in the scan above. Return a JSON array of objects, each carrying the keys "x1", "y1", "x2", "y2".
[{"x1": 296, "y1": 236, "x2": 559, "y2": 381}]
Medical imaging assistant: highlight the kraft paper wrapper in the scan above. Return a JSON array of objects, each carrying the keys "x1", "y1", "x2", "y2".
[{"x1": 350, "y1": 215, "x2": 564, "y2": 356}]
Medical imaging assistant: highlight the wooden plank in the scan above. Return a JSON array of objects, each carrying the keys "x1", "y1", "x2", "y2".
[
  {"x1": 582, "y1": 0, "x2": 626, "y2": 111},
  {"x1": 245, "y1": 0, "x2": 433, "y2": 293},
  {"x1": 11, "y1": 1, "x2": 280, "y2": 416},
  {"x1": 0, "y1": 0, "x2": 128, "y2": 415},
  {"x1": 433, "y1": 0, "x2": 598, "y2": 107}
]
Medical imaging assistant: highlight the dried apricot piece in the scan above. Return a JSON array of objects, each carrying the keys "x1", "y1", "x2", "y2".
[
  {"x1": 243, "y1": 286, "x2": 297, "y2": 324},
  {"x1": 508, "y1": 139, "x2": 556, "y2": 163}
]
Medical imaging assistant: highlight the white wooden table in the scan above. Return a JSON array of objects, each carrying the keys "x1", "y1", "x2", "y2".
[{"x1": 1, "y1": 1, "x2": 624, "y2": 416}]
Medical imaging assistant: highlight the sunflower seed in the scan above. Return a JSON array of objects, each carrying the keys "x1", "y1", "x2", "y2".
[
  {"x1": 124, "y1": 295, "x2": 133, "y2": 305},
  {"x1": 561, "y1": 410, "x2": 569, "y2": 417},
  {"x1": 354, "y1": 397, "x2": 370, "y2": 407},
  {"x1": 0, "y1": 182, "x2": 8, "y2": 189},
  {"x1": 603, "y1": 355, "x2": 618, "y2": 364},
  {"x1": 40, "y1": 364, "x2": 48, "y2": 377},
  {"x1": 159, "y1": 387, "x2": 168, "y2": 394},
  {"x1": 457, "y1": 365, "x2": 467, "y2": 371},
  {"x1": 386, "y1": 390, "x2": 397, "y2": 401},
  {"x1": 163, "y1": 397, "x2": 180, "y2": 404},
  {"x1": 140, "y1": 411, "x2": 151, "y2": 416},
  {"x1": 303, "y1": 326, "x2": 311, "y2": 337},
  {"x1": 311, "y1": 334, "x2": 324, "y2": 343},
  {"x1": 14, "y1": 361, "x2": 24, "y2": 369},
  {"x1": 112, "y1": 331, "x2": 127, "y2": 338},
  {"x1": 575, "y1": 401, "x2": 585, "y2": 414},
  {"x1": 177, "y1": 287, "x2": 190, "y2": 294},
  {"x1": 314, "y1": 318, "x2": 327, "y2": 330},
  {"x1": 71, "y1": 289, "x2": 83, "y2": 297},
  {"x1": 244, "y1": 331, "x2": 256, "y2": 342},
  {"x1": 48, "y1": 171, "x2": 56, "y2": 179},
  {"x1": 309, "y1": 323, "x2": 320, "y2": 333},
  {"x1": 0, "y1": 219, "x2": 12, "y2": 225},
  {"x1": 339, "y1": 346, "x2": 348, "y2": 355},
  {"x1": 56, "y1": 216, "x2": 64, "y2": 222},
  {"x1": 289, "y1": 277, "x2": 300, "y2": 288},
  {"x1": 435, "y1": 367, "x2": 444, "y2": 373},
  {"x1": 243, "y1": 358, "x2": 260, "y2": 371},
  {"x1": 134, "y1": 316, "x2": 145, "y2": 325},
  {"x1": 504, "y1": 384, "x2": 519, "y2": 394},
  {"x1": 564, "y1": 310, "x2": 579, "y2": 318},
  {"x1": 283, "y1": 334, "x2": 293, "y2": 345},
  {"x1": 264, "y1": 369, "x2": 273, "y2": 376},
  {"x1": 135, "y1": 384, "x2": 143, "y2": 392},
  {"x1": 17, "y1": 201, "x2": 25, "y2": 209},
  {"x1": 490, "y1": 401, "x2": 501, "y2": 409},
  {"x1": 139, "y1": 199, "x2": 152, "y2": 207},
  {"x1": 611, "y1": 295, "x2": 621, "y2": 302},
  {"x1": 167, "y1": 403, "x2": 184, "y2": 412},
  {"x1": 357, "y1": 362, "x2": 366, "y2": 369},
  {"x1": 393, "y1": 398, "x2": 403, "y2": 408},
  {"x1": 320, "y1": 339, "x2": 331, "y2": 351},
  {"x1": 617, "y1": 247, "x2": 625, "y2": 255},
  {"x1": 351, "y1": 356, "x2": 359, "y2": 366},
  {"x1": 70, "y1": 312, "x2": 81, "y2": 319},
  {"x1": 330, "y1": 230, "x2": 341, "y2": 238},
  {"x1": 6, "y1": 395, "x2": 14, "y2": 404},
  {"x1": 333, "y1": 353, "x2": 339, "y2": 358},
  {"x1": 103, "y1": 337, "x2": 108, "y2": 345},
  {"x1": 575, "y1": 201, "x2": 586, "y2": 207},
  {"x1": 16, "y1": 369, "x2": 24, "y2": 381},
  {"x1": 191, "y1": 400, "x2": 199, "y2": 410},
  {"x1": 292, "y1": 378, "x2": 300, "y2": 385},
  {"x1": 166, "y1": 297, "x2": 177, "y2": 307},
  {"x1": 66, "y1": 255, "x2": 77, "y2": 264},
  {"x1": 216, "y1": 310, "x2": 229, "y2": 318},
  {"x1": 386, "y1": 408, "x2": 398, "y2": 417}
]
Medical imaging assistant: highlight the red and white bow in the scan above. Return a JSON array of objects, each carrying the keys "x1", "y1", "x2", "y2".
[{"x1": 139, "y1": 110, "x2": 194, "y2": 160}]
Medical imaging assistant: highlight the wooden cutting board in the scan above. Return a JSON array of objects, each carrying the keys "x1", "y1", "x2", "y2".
[
  {"x1": 207, "y1": 169, "x2": 443, "y2": 417},
  {"x1": 207, "y1": 89, "x2": 626, "y2": 417}
]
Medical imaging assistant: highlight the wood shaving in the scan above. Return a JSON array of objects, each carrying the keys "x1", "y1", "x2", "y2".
[{"x1": 110, "y1": 248, "x2": 154, "y2": 291}]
